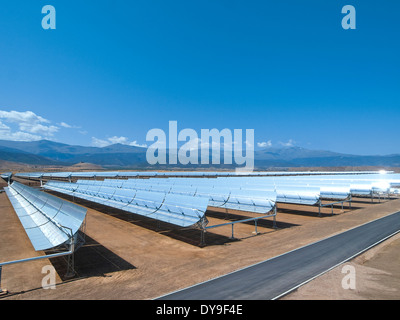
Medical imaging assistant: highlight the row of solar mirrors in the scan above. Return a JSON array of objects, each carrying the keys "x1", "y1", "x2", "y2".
[
  {"x1": 15, "y1": 170, "x2": 393, "y2": 179},
  {"x1": 43, "y1": 180, "x2": 275, "y2": 229},
  {"x1": 4, "y1": 182, "x2": 87, "y2": 252},
  {"x1": 43, "y1": 173, "x2": 400, "y2": 229}
]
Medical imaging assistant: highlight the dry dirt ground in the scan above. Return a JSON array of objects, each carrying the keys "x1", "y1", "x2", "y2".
[{"x1": 1, "y1": 179, "x2": 400, "y2": 300}]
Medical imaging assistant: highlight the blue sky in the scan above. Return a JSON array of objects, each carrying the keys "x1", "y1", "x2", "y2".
[{"x1": 0, "y1": 1, "x2": 399, "y2": 155}]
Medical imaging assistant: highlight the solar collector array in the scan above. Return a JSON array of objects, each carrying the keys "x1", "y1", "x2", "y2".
[
  {"x1": 16, "y1": 171, "x2": 400, "y2": 202},
  {"x1": 21, "y1": 172, "x2": 400, "y2": 220}
]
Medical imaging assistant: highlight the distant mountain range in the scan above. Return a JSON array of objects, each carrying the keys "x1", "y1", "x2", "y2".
[{"x1": 0, "y1": 139, "x2": 399, "y2": 169}]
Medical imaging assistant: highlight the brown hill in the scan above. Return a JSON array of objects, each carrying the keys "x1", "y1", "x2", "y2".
[{"x1": 66, "y1": 162, "x2": 104, "y2": 171}]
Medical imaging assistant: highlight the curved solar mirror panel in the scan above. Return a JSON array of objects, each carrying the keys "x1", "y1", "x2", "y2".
[
  {"x1": 96, "y1": 186, "x2": 117, "y2": 201},
  {"x1": 170, "y1": 185, "x2": 198, "y2": 196},
  {"x1": 371, "y1": 181, "x2": 391, "y2": 193},
  {"x1": 195, "y1": 186, "x2": 230, "y2": 207},
  {"x1": 111, "y1": 188, "x2": 136, "y2": 203},
  {"x1": 40, "y1": 196, "x2": 63, "y2": 220},
  {"x1": 46, "y1": 181, "x2": 77, "y2": 194},
  {"x1": 5, "y1": 182, "x2": 87, "y2": 251},
  {"x1": 154, "y1": 193, "x2": 209, "y2": 227},
  {"x1": 76, "y1": 179, "x2": 98, "y2": 185},
  {"x1": 83, "y1": 184, "x2": 102, "y2": 193},
  {"x1": 390, "y1": 188, "x2": 400, "y2": 194},
  {"x1": 73, "y1": 183, "x2": 92, "y2": 193},
  {"x1": 71, "y1": 172, "x2": 96, "y2": 178},
  {"x1": 349, "y1": 184, "x2": 373, "y2": 196},
  {"x1": 129, "y1": 190, "x2": 165, "y2": 211},
  {"x1": 319, "y1": 186, "x2": 351, "y2": 200},
  {"x1": 96, "y1": 172, "x2": 119, "y2": 178},
  {"x1": 147, "y1": 184, "x2": 172, "y2": 193},
  {"x1": 46, "y1": 172, "x2": 72, "y2": 178},
  {"x1": 223, "y1": 189, "x2": 276, "y2": 214},
  {"x1": 275, "y1": 190, "x2": 320, "y2": 205},
  {"x1": 103, "y1": 179, "x2": 125, "y2": 188}
]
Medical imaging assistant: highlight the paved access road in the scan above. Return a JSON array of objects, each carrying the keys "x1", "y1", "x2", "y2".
[{"x1": 159, "y1": 211, "x2": 400, "y2": 300}]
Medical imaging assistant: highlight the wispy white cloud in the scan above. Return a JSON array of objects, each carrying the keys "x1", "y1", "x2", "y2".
[
  {"x1": 92, "y1": 136, "x2": 147, "y2": 148},
  {"x1": 58, "y1": 121, "x2": 81, "y2": 129},
  {"x1": 91, "y1": 137, "x2": 109, "y2": 147},
  {"x1": 129, "y1": 140, "x2": 148, "y2": 148},
  {"x1": 279, "y1": 139, "x2": 295, "y2": 147},
  {"x1": 59, "y1": 122, "x2": 72, "y2": 128},
  {"x1": 257, "y1": 140, "x2": 272, "y2": 148}
]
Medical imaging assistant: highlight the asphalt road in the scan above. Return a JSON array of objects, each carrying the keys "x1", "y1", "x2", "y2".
[{"x1": 159, "y1": 211, "x2": 400, "y2": 300}]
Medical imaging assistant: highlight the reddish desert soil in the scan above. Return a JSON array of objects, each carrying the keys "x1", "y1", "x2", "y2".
[
  {"x1": 281, "y1": 232, "x2": 400, "y2": 300},
  {"x1": 1, "y1": 179, "x2": 400, "y2": 300}
]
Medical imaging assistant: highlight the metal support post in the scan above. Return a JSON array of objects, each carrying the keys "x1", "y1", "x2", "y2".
[
  {"x1": 318, "y1": 200, "x2": 321, "y2": 217},
  {"x1": 254, "y1": 220, "x2": 259, "y2": 235},
  {"x1": 200, "y1": 229, "x2": 206, "y2": 246},
  {"x1": 0, "y1": 266, "x2": 7, "y2": 295},
  {"x1": 230, "y1": 224, "x2": 235, "y2": 240}
]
